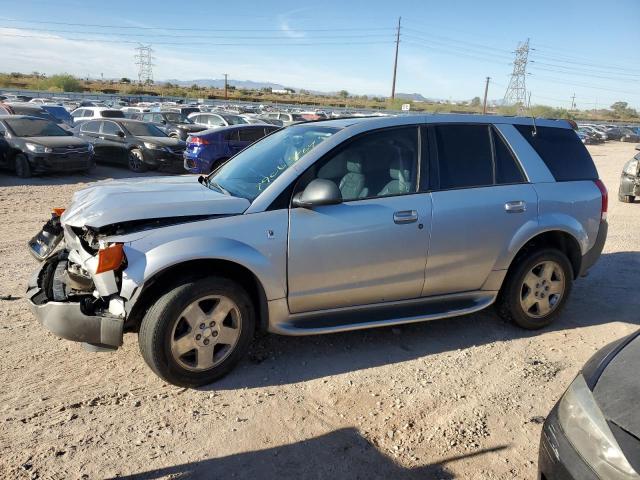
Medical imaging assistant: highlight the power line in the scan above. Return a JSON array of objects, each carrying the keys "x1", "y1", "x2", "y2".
[
  {"x1": 0, "y1": 18, "x2": 395, "y2": 32},
  {"x1": 0, "y1": 25, "x2": 396, "y2": 40},
  {"x1": 0, "y1": 32, "x2": 394, "y2": 46}
]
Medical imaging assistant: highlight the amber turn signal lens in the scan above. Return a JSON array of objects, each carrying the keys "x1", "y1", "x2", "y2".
[
  {"x1": 52, "y1": 208, "x2": 66, "y2": 217},
  {"x1": 96, "y1": 244, "x2": 124, "y2": 274}
]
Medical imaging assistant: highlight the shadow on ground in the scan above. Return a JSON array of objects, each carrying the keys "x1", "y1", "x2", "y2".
[
  {"x1": 113, "y1": 427, "x2": 508, "y2": 479},
  {"x1": 208, "y1": 251, "x2": 640, "y2": 392}
]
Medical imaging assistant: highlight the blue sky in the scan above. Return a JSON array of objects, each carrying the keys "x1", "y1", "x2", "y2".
[{"x1": 0, "y1": 0, "x2": 638, "y2": 108}]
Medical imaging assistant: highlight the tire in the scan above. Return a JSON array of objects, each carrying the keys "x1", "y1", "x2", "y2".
[
  {"x1": 128, "y1": 148, "x2": 147, "y2": 173},
  {"x1": 619, "y1": 192, "x2": 635, "y2": 203},
  {"x1": 14, "y1": 153, "x2": 32, "y2": 178},
  {"x1": 496, "y1": 248, "x2": 573, "y2": 330},
  {"x1": 138, "y1": 277, "x2": 255, "y2": 388}
]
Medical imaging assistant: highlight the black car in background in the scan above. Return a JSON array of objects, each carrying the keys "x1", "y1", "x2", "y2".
[
  {"x1": 0, "y1": 116, "x2": 94, "y2": 177},
  {"x1": 74, "y1": 118, "x2": 186, "y2": 172},
  {"x1": 1, "y1": 102, "x2": 70, "y2": 129},
  {"x1": 133, "y1": 111, "x2": 207, "y2": 140},
  {"x1": 618, "y1": 146, "x2": 640, "y2": 203},
  {"x1": 538, "y1": 329, "x2": 640, "y2": 479}
]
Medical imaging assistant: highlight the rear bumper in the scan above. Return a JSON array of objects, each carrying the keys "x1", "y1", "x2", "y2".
[
  {"x1": 183, "y1": 152, "x2": 212, "y2": 174},
  {"x1": 26, "y1": 258, "x2": 124, "y2": 348},
  {"x1": 580, "y1": 220, "x2": 607, "y2": 277},
  {"x1": 538, "y1": 406, "x2": 598, "y2": 480}
]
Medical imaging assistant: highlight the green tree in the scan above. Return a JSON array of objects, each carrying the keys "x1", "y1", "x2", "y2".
[
  {"x1": 120, "y1": 77, "x2": 131, "y2": 84},
  {"x1": 338, "y1": 90, "x2": 349, "y2": 99},
  {"x1": 470, "y1": 96, "x2": 481, "y2": 107}
]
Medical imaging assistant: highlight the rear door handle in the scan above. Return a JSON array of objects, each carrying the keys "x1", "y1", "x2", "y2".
[
  {"x1": 393, "y1": 210, "x2": 418, "y2": 224},
  {"x1": 505, "y1": 201, "x2": 526, "y2": 213}
]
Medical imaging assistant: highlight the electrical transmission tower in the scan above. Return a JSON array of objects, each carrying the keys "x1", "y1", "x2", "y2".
[
  {"x1": 134, "y1": 44, "x2": 155, "y2": 84},
  {"x1": 503, "y1": 39, "x2": 530, "y2": 106}
]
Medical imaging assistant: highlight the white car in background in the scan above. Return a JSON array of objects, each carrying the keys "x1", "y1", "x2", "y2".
[
  {"x1": 70, "y1": 107, "x2": 125, "y2": 125},
  {"x1": 187, "y1": 112, "x2": 249, "y2": 129}
]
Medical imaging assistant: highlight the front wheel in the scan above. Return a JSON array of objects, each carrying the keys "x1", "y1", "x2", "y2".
[
  {"x1": 138, "y1": 277, "x2": 255, "y2": 387},
  {"x1": 128, "y1": 148, "x2": 147, "y2": 173},
  {"x1": 497, "y1": 249, "x2": 573, "y2": 329}
]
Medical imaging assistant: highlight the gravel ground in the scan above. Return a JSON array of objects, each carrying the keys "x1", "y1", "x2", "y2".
[{"x1": 0, "y1": 142, "x2": 638, "y2": 480}]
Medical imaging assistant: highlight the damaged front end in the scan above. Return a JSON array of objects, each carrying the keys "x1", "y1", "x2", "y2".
[{"x1": 27, "y1": 220, "x2": 129, "y2": 351}]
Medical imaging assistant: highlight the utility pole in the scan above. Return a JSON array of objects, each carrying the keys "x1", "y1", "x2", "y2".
[
  {"x1": 223, "y1": 73, "x2": 228, "y2": 100},
  {"x1": 482, "y1": 76, "x2": 490, "y2": 114},
  {"x1": 570, "y1": 93, "x2": 576, "y2": 110},
  {"x1": 390, "y1": 16, "x2": 401, "y2": 101}
]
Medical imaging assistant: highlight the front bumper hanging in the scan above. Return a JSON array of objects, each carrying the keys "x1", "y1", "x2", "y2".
[{"x1": 27, "y1": 256, "x2": 124, "y2": 349}]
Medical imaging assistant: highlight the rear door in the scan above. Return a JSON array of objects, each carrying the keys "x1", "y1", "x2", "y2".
[
  {"x1": 78, "y1": 120, "x2": 103, "y2": 160},
  {"x1": 423, "y1": 124, "x2": 537, "y2": 296},
  {"x1": 0, "y1": 122, "x2": 8, "y2": 167}
]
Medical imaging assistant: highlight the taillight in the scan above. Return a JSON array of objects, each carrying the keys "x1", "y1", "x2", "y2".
[
  {"x1": 190, "y1": 136, "x2": 209, "y2": 146},
  {"x1": 594, "y1": 179, "x2": 608, "y2": 221}
]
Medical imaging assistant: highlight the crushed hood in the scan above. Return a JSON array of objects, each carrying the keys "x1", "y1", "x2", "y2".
[{"x1": 61, "y1": 175, "x2": 250, "y2": 229}]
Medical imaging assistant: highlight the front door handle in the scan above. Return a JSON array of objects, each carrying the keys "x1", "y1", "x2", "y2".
[
  {"x1": 393, "y1": 210, "x2": 418, "y2": 224},
  {"x1": 505, "y1": 200, "x2": 526, "y2": 213}
]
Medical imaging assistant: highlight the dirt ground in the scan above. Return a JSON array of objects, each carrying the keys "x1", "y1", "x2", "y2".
[{"x1": 0, "y1": 142, "x2": 638, "y2": 480}]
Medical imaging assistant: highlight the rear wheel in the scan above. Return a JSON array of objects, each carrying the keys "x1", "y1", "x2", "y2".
[
  {"x1": 497, "y1": 248, "x2": 573, "y2": 329},
  {"x1": 619, "y1": 192, "x2": 635, "y2": 203},
  {"x1": 128, "y1": 148, "x2": 147, "y2": 173},
  {"x1": 138, "y1": 277, "x2": 255, "y2": 388},
  {"x1": 14, "y1": 153, "x2": 32, "y2": 178}
]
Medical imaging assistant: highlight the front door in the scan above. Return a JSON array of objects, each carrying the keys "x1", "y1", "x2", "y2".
[
  {"x1": 99, "y1": 121, "x2": 128, "y2": 164},
  {"x1": 287, "y1": 126, "x2": 431, "y2": 313}
]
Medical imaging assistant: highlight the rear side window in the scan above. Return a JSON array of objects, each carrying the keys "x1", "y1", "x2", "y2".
[
  {"x1": 434, "y1": 125, "x2": 493, "y2": 189},
  {"x1": 493, "y1": 129, "x2": 525, "y2": 184},
  {"x1": 515, "y1": 125, "x2": 598, "y2": 181},
  {"x1": 101, "y1": 110, "x2": 125, "y2": 119},
  {"x1": 238, "y1": 128, "x2": 266, "y2": 143},
  {"x1": 80, "y1": 120, "x2": 100, "y2": 133}
]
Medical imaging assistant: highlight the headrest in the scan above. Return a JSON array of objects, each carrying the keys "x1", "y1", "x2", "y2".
[{"x1": 389, "y1": 158, "x2": 410, "y2": 181}]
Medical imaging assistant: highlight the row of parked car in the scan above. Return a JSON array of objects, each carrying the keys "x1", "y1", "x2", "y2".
[{"x1": 577, "y1": 123, "x2": 640, "y2": 144}]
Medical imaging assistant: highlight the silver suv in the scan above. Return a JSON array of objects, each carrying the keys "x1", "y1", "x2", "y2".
[{"x1": 27, "y1": 115, "x2": 608, "y2": 387}]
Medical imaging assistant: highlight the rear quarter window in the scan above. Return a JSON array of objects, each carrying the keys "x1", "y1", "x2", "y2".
[{"x1": 515, "y1": 125, "x2": 598, "y2": 181}]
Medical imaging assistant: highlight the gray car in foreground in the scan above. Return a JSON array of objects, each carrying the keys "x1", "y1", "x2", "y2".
[{"x1": 26, "y1": 115, "x2": 608, "y2": 387}]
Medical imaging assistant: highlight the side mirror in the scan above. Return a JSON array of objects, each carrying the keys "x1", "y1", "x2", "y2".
[
  {"x1": 292, "y1": 179, "x2": 342, "y2": 208},
  {"x1": 117, "y1": 131, "x2": 125, "y2": 138},
  {"x1": 161, "y1": 120, "x2": 167, "y2": 125}
]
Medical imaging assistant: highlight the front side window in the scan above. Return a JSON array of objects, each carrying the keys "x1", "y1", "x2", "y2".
[
  {"x1": 80, "y1": 120, "x2": 100, "y2": 133},
  {"x1": 208, "y1": 115, "x2": 226, "y2": 127},
  {"x1": 305, "y1": 127, "x2": 419, "y2": 201},
  {"x1": 209, "y1": 125, "x2": 339, "y2": 201},
  {"x1": 101, "y1": 121, "x2": 123, "y2": 136},
  {"x1": 123, "y1": 122, "x2": 167, "y2": 137},
  {"x1": 72, "y1": 109, "x2": 84, "y2": 118}
]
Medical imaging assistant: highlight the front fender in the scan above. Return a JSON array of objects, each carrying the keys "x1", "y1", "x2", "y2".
[
  {"x1": 494, "y1": 213, "x2": 588, "y2": 271},
  {"x1": 120, "y1": 236, "x2": 286, "y2": 301}
]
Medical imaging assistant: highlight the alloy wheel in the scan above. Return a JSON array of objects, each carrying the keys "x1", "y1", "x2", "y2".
[
  {"x1": 169, "y1": 295, "x2": 242, "y2": 371},
  {"x1": 519, "y1": 261, "x2": 565, "y2": 318}
]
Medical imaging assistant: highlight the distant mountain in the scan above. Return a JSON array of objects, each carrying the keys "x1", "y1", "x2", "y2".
[
  {"x1": 395, "y1": 93, "x2": 429, "y2": 102},
  {"x1": 165, "y1": 78, "x2": 291, "y2": 91}
]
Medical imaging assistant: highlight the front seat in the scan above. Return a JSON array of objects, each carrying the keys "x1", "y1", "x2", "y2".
[
  {"x1": 378, "y1": 156, "x2": 413, "y2": 196},
  {"x1": 338, "y1": 151, "x2": 368, "y2": 199}
]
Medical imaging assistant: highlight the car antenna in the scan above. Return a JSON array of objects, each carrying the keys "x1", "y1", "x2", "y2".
[{"x1": 527, "y1": 91, "x2": 537, "y2": 137}]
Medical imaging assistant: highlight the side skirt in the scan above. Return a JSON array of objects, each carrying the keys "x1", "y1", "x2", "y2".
[{"x1": 267, "y1": 291, "x2": 498, "y2": 336}]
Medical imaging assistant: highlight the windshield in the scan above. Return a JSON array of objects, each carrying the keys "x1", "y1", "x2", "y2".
[
  {"x1": 123, "y1": 122, "x2": 168, "y2": 137},
  {"x1": 208, "y1": 125, "x2": 339, "y2": 201},
  {"x1": 5, "y1": 118, "x2": 68, "y2": 137},
  {"x1": 165, "y1": 112, "x2": 191, "y2": 123},
  {"x1": 222, "y1": 115, "x2": 248, "y2": 125}
]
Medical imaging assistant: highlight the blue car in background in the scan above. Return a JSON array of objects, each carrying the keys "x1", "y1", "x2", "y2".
[
  {"x1": 184, "y1": 124, "x2": 279, "y2": 173},
  {"x1": 41, "y1": 105, "x2": 74, "y2": 127}
]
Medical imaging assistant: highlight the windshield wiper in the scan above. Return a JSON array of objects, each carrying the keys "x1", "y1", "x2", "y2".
[
  {"x1": 210, "y1": 179, "x2": 230, "y2": 195},
  {"x1": 199, "y1": 175, "x2": 229, "y2": 195}
]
